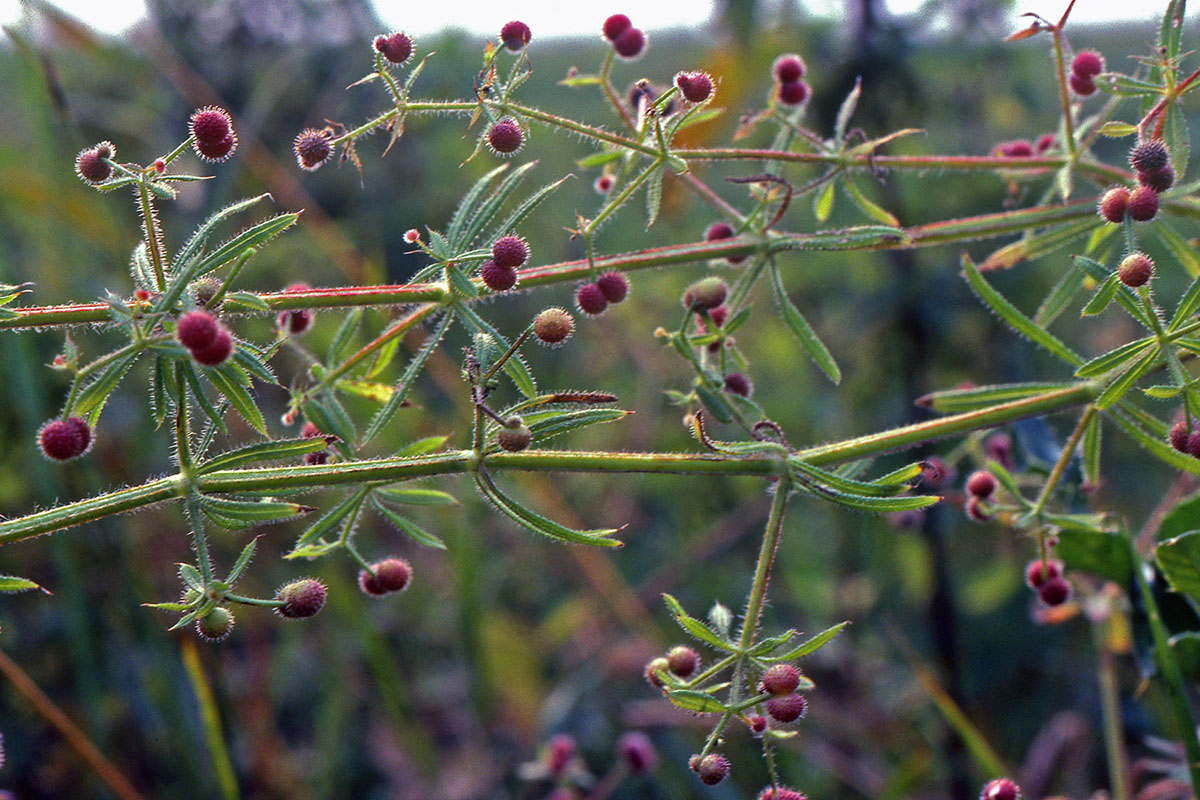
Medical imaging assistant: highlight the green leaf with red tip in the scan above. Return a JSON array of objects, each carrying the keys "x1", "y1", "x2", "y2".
[
  {"x1": 915, "y1": 381, "x2": 1079, "y2": 414},
  {"x1": 0, "y1": 575, "x2": 49, "y2": 594}
]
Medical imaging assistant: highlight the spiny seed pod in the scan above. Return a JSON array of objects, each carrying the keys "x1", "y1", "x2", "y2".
[
  {"x1": 1035, "y1": 133, "x2": 1055, "y2": 153},
  {"x1": 675, "y1": 71, "x2": 713, "y2": 103},
  {"x1": 683, "y1": 277, "x2": 729, "y2": 312},
  {"x1": 758, "y1": 787, "x2": 808, "y2": 800},
  {"x1": 38, "y1": 416, "x2": 92, "y2": 461},
  {"x1": 597, "y1": 271, "x2": 628, "y2": 303},
  {"x1": 500, "y1": 20, "x2": 531, "y2": 51},
  {"x1": 190, "y1": 106, "x2": 232, "y2": 147},
  {"x1": 491, "y1": 235, "x2": 529, "y2": 269},
  {"x1": 697, "y1": 754, "x2": 730, "y2": 785},
  {"x1": 487, "y1": 118, "x2": 524, "y2": 156},
  {"x1": 644, "y1": 656, "x2": 670, "y2": 688},
  {"x1": 1024, "y1": 559, "x2": 1063, "y2": 589},
  {"x1": 965, "y1": 496, "x2": 989, "y2": 521},
  {"x1": 1038, "y1": 576, "x2": 1072, "y2": 606},
  {"x1": 602, "y1": 13, "x2": 632, "y2": 42},
  {"x1": 576, "y1": 282, "x2": 608, "y2": 316},
  {"x1": 304, "y1": 451, "x2": 329, "y2": 466},
  {"x1": 275, "y1": 579, "x2": 327, "y2": 619},
  {"x1": 998, "y1": 140, "x2": 1033, "y2": 158},
  {"x1": 1098, "y1": 186, "x2": 1130, "y2": 224},
  {"x1": 1071, "y1": 51, "x2": 1104, "y2": 78},
  {"x1": 980, "y1": 777, "x2": 1022, "y2": 800},
  {"x1": 497, "y1": 418, "x2": 532, "y2": 452},
  {"x1": 723, "y1": 373, "x2": 753, "y2": 397},
  {"x1": 966, "y1": 470, "x2": 995, "y2": 498},
  {"x1": 1068, "y1": 72, "x2": 1096, "y2": 96},
  {"x1": 294, "y1": 128, "x2": 333, "y2": 171},
  {"x1": 778, "y1": 79, "x2": 810, "y2": 106},
  {"x1": 616, "y1": 731, "x2": 657, "y2": 775},
  {"x1": 195, "y1": 134, "x2": 236, "y2": 163},
  {"x1": 375, "y1": 32, "x2": 413, "y2": 64},
  {"x1": 666, "y1": 645, "x2": 699, "y2": 677},
  {"x1": 480, "y1": 260, "x2": 518, "y2": 292},
  {"x1": 1188, "y1": 430, "x2": 1200, "y2": 459},
  {"x1": 191, "y1": 328, "x2": 234, "y2": 366},
  {"x1": 75, "y1": 143, "x2": 115, "y2": 184},
  {"x1": 766, "y1": 692, "x2": 808, "y2": 723},
  {"x1": 1139, "y1": 164, "x2": 1175, "y2": 193},
  {"x1": 688, "y1": 754, "x2": 702, "y2": 772},
  {"x1": 177, "y1": 310, "x2": 219, "y2": 351},
  {"x1": 748, "y1": 715, "x2": 767, "y2": 734},
  {"x1": 773, "y1": 54, "x2": 806, "y2": 83},
  {"x1": 533, "y1": 307, "x2": 574, "y2": 346},
  {"x1": 1130, "y1": 139, "x2": 1169, "y2": 173},
  {"x1": 761, "y1": 663, "x2": 802, "y2": 695},
  {"x1": 1118, "y1": 252, "x2": 1154, "y2": 287},
  {"x1": 594, "y1": 174, "x2": 614, "y2": 194},
  {"x1": 613, "y1": 26, "x2": 646, "y2": 59},
  {"x1": 196, "y1": 607, "x2": 234, "y2": 641},
  {"x1": 1170, "y1": 420, "x2": 1191, "y2": 453},
  {"x1": 359, "y1": 557, "x2": 413, "y2": 596},
  {"x1": 1127, "y1": 185, "x2": 1159, "y2": 222}
]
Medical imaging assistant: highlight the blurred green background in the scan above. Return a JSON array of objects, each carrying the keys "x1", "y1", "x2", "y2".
[{"x1": 1, "y1": 1, "x2": 1196, "y2": 798}]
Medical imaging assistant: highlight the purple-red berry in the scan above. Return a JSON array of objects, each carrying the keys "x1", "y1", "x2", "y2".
[
  {"x1": 1188, "y1": 430, "x2": 1200, "y2": 459},
  {"x1": 1098, "y1": 186, "x2": 1130, "y2": 224},
  {"x1": 778, "y1": 80, "x2": 810, "y2": 106},
  {"x1": 1069, "y1": 72, "x2": 1096, "y2": 96},
  {"x1": 594, "y1": 174, "x2": 614, "y2": 194},
  {"x1": 497, "y1": 418, "x2": 532, "y2": 452},
  {"x1": 480, "y1": 260, "x2": 518, "y2": 292},
  {"x1": 491, "y1": 235, "x2": 529, "y2": 269},
  {"x1": 675, "y1": 71, "x2": 713, "y2": 103},
  {"x1": 294, "y1": 128, "x2": 333, "y2": 172},
  {"x1": 1127, "y1": 185, "x2": 1159, "y2": 222},
  {"x1": 1170, "y1": 420, "x2": 1191, "y2": 453},
  {"x1": 966, "y1": 470, "x2": 996, "y2": 499},
  {"x1": 1139, "y1": 165, "x2": 1175, "y2": 193},
  {"x1": 359, "y1": 557, "x2": 413, "y2": 596},
  {"x1": 602, "y1": 14, "x2": 631, "y2": 42},
  {"x1": 761, "y1": 664, "x2": 802, "y2": 695},
  {"x1": 1119, "y1": 252, "x2": 1154, "y2": 287},
  {"x1": 191, "y1": 327, "x2": 234, "y2": 366},
  {"x1": 190, "y1": 106, "x2": 232, "y2": 147},
  {"x1": 966, "y1": 496, "x2": 989, "y2": 521},
  {"x1": 486, "y1": 118, "x2": 524, "y2": 156},
  {"x1": 500, "y1": 20, "x2": 531, "y2": 51},
  {"x1": 1072, "y1": 51, "x2": 1104, "y2": 78},
  {"x1": 596, "y1": 272, "x2": 628, "y2": 303},
  {"x1": 177, "y1": 310, "x2": 219, "y2": 351},
  {"x1": 773, "y1": 54, "x2": 806, "y2": 83},
  {"x1": 666, "y1": 645, "x2": 698, "y2": 677},
  {"x1": 75, "y1": 143, "x2": 115, "y2": 184},
  {"x1": 758, "y1": 788, "x2": 808, "y2": 800},
  {"x1": 766, "y1": 692, "x2": 808, "y2": 723},
  {"x1": 195, "y1": 134, "x2": 236, "y2": 163},
  {"x1": 723, "y1": 373, "x2": 752, "y2": 397},
  {"x1": 616, "y1": 731, "x2": 657, "y2": 774},
  {"x1": 644, "y1": 656, "x2": 670, "y2": 688},
  {"x1": 981, "y1": 778, "x2": 1022, "y2": 800},
  {"x1": 613, "y1": 26, "x2": 645, "y2": 59},
  {"x1": 275, "y1": 579, "x2": 327, "y2": 619},
  {"x1": 1024, "y1": 559, "x2": 1063, "y2": 589},
  {"x1": 748, "y1": 715, "x2": 767, "y2": 734},
  {"x1": 1035, "y1": 133, "x2": 1055, "y2": 153},
  {"x1": 278, "y1": 283, "x2": 314, "y2": 335},
  {"x1": 998, "y1": 140, "x2": 1033, "y2": 158},
  {"x1": 1038, "y1": 576, "x2": 1072, "y2": 606},
  {"x1": 375, "y1": 32, "x2": 413, "y2": 64},
  {"x1": 546, "y1": 733, "x2": 576, "y2": 776},
  {"x1": 576, "y1": 282, "x2": 608, "y2": 315},
  {"x1": 38, "y1": 416, "x2": 91, "y2": 461},
  {"x1": 697, "y1": 753, "x2": 729, "y2": 785},
  {"x1": 533, "y1": 308, "x2": 574, "y2": 346},
  {"x1": 1130, "y1": 139, "x2": 1170, "y2": 173}
]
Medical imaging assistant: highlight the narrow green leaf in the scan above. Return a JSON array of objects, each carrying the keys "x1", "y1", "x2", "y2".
[
  {"x1": 206, "y1": 362, "x2": 267, "y2": 434},
  {"x1": 1165, "y1": 101, "x2": 1190, "y2": 181},
  {"x1": 662, "y1": 594, "x2": 735, "y2": 651},
  {"x1": 789, "y1": 458, "x2": 914, "y2": 497},
  {"x1": 769, "y1": 261, "x2": 840, "y2": 382},
  {"x1": 302, "y1": 396, "x2": 356, "y2": 457},
  {"x1": 370, "y1": 496, "x2": 447, "y2": 549},
  {"x1": 459, "y1": 161, "x2": 539, "y2": 249},
  {"x1": 1095, "y1": 346, "x2": 1160, "y2": 410},
  {"x1": 1074, "y1": 255, "x2": 1155, "y2": 330},
  {"x1": 326, "y1": 309, "x2": 362, "y2": 367},
  {"x1": 842, "y1": 178, "x2": 899, "y2": 226},
  {"x1": 396, "y1": 435, "x2": 451, "y2": 457},
  {"x1": 225, "y1": 537, "x2": 258, "y2": 584},
  {"x1": 180, "y1": 362, "x2": 226, "y2": 434},
  {"x1": 524, "y1": 408, "x2": 630, "y2": 443},
  {"x1": 446, "y1": 164, "x2": 509, "y2": 248},
  {"x1": 73, "y1": 352, "x2": 139, "y2": 426},
  {"x1": 363, "y1": 311, "x2": 454, "y2": 445},
  {"x1": 201, "y1": 496, "x2": 312, "y2": 529},
  {"x1": 174, "y1": 194, "x2": 272, "y2": 271},
  {"x1": 289, "y1": 488, "x2": 369, "y2": 553},
  {"x1": 221, "y1": 291, "x2": 270, "y2": 311},
  {"x1": 475, "y1": 470, "x2": 621, "y2": 547},
  {"x1": 457, "y1": 306, "x2": 537, "y2": 398},
  {"x1": 694, "y1": 382, "x2": 734, "y2": 423},
  {"x1": 762, "y1": 621, "x2": 850, "y2": 662},
  {"x1": 1110, "y1": 406, "x2": 1200, "y2": 477},
  {"x1": 834, "y1": 77, "x2": 861, "y2": 143},
  {"x1": 198, "y1": 437, "x2": 330, "y2": 474},
  {"x1": 665, "y1": 689, "x2": 727, "y2": 714},
  {"x1": 0, "y1": 575, "x2": 47, "y2": 594},
  {"x1": 375, "y1": 487, "x2": 457, "y2": 506},
  {"x1": 915, "y1": 381, "x2": 1079, "y2": 414},
  {"x1": 1082, "y1": 414, "x2": 1102, "y2": 489},
  {"x1": 1075, "y1": 337, "x2": 1155, "y2": 378},
  {"x1": 963, "y1": 256, "x2": 1081, "y2": 366},
  {"x1": 645, "y1": 165, "x2": 664, "y2": 228},
  {"x1": 814, "y1": 179, "x2": 835, "y2": 223}
]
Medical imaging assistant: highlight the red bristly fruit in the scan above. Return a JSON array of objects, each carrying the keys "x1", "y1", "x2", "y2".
[
  {"x1": 761, "y1": 663, "x2": 802, "y2": 695},
  {"x1": 1127, "y1": 185, "x2": 1159, "y2": 221},
  {"x1": 602, "y1": 14, "x2": 631, "y2": 42},
  {"x1": 375, "y1": 32, "x2": 413, "y2": 64},
  {"x1": 773, "y1": 54, "x2": 806, "y2": 83},
  {"x1": 480, "y1": 260, "x2": 518, "y2": 292},
  {"x1": 576, "y1": 282, "x2": 608, "y2": 315},
  {"x1": 358, "y1": 558, "x2": 413, "y2": 596},
  {"x1": 533, "y1": 308, "x2": 574, "y2": 346},
  {"x1": 697, "y1": 754, "x2": 730, "y2": 785},
  {"x1": 275, "y1": 579, "x2": 327, "y2": 619},
  {"x1": 1098, "y1": 186, "x2": 1130, "y2": 223},
  {"x1": 486, "y1": 118, "x2": 524, "y2": 155},
  {"x1": 500, "y1": 20, "x2": 531, "y2": 51},
  {"x1": 613, "y1": 26, "x2": 645, "y2": 59},
  {"x1": 38, "y1": 417, "x2": 92, "y2": 461},
  {"x1": 966, "y1": 470, "x2": 996, "y2": 498},
  {"x1": 596, "y1": 272, "x2": 628, "y2": 303},
  {"x1": 980, "y1": 778, "x2": 1022, "y2": 800},
  {"x1": 666, "y1": 645, "x2": 698, "y2": 677},
  {"x1": 294, "y1": 128, "x2": 333, "y2": 171}
]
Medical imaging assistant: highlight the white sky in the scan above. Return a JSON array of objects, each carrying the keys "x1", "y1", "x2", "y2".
[{"x1": 0, "y1": 0, "x2": 1165, "y2": 37}]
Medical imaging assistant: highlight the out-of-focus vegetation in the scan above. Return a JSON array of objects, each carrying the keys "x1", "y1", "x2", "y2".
[{"x1": 0, "y1": 1, "x2": 1195, "y2": 798}]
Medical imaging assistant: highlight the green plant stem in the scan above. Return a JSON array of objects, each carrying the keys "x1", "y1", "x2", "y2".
[
  {"x1": 1128, "y1": 534, "x2": 1200, "y2": 794},
  {"x1": 136, "y1": 181, "x2": 168, "y2": 291},
  {"x1": 737, "y1": 478, "x2": 791, "y2": 652},
  {"x1": 0, "y1": 382, "x2": 1106, "y2": 544},
  {"x1": 180, "y1": 637, "x2": 240, "y2": 800},
  {"x1": 1030, "y1": 404, "x2": 1096, "y2": 518},
  {"x1": 1050, "y1": 28, "x2": 1078, "y2": 160},
  {"x1": 1093, "y1": 623, "x2": 1130, "y2": 800}
]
